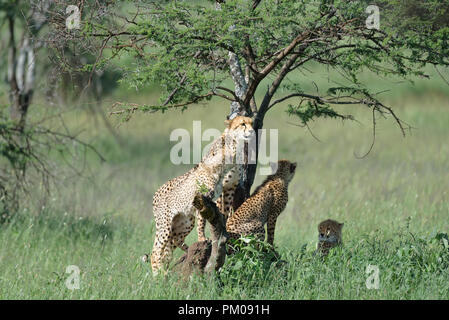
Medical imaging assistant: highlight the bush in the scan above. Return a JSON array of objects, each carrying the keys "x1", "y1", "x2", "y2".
[{"x1": 219, "y1": 236, "x2": 287, "y2": 293}]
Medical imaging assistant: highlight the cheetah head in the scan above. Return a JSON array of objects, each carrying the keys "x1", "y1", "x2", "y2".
[
  {"x1": 271, "y1": 159, "x2": 297, "y2": 182},
  {"x1": 203, "y1": 116, "x2": 254, "y2": 167},
  {"x1": 224, "y1": 116, "x2": 254, "y2": 141},
  {"x1": 318, "y1": 219, "x2": 344, "y2": 243}
]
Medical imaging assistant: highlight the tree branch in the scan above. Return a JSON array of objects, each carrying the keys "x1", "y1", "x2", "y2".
[{"x1": 243, "y1": 30, "x2": 312, "y2": 107}]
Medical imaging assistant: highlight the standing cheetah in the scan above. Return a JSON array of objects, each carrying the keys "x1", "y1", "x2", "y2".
[
  {"x1": 316, "y1": 219, "x2": 344, "y2": 256},
  {"x1": 147, "y1": 116, "x2": 254, "y2": 274},
  {"x1": 196, "y1": 154, "x2": 243, "y2": 242},
  {"x1": 226, "y1": 160, "x2": 297, "y2": 246}
]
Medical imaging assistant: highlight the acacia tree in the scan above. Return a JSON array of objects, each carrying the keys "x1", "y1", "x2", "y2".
[{"x1": 47, "y1": 0, "x2": 449, "y2": 200}]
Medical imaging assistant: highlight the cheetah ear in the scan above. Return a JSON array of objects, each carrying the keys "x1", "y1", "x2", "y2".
[{"x1": 339, "y1": 222, "x2": 344, "y2": 228}]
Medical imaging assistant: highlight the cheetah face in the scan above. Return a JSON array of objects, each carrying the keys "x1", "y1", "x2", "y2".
[
  {"x1": 225, "y1": 116, "x2": 254, "y2": 142},
  {"x1": 318, "y1": 228, "x2": 336, "y2": 242},
  {"x1": 318, "y1": 220, "x2": 344, "y2": 243}
]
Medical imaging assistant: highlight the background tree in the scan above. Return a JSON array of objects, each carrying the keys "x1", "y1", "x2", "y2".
[
  {"x1": 46, "y1": 0, "x2": 449, "y2": 203},
  {"x1": 1, "y1": 0, "x2": 50, "y2": 131},
  {"x1": 0, "y1": 0, "x2": 107, "y2": 220}
]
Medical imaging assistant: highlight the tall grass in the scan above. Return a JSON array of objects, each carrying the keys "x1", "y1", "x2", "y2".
[{"x1": 1, "y1": 66, "x2": 449, "y2": 299}]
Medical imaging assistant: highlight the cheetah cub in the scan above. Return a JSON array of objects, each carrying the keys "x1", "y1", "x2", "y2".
[
  {"x1": 316, "y1": 219, "x2": 344, "y2": 256},
  {"x1": 226, "y1": 160, "x2": 297, "y2": 246}
]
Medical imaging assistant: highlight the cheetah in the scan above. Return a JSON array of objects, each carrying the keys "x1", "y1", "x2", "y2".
[
  {"x1": 195, "y1": 134, "x2": 245, "y2": 242},
  {"x1": 147, "y1": 116, "x2": 254, "y2": 274},
  {"x1": 316, "y1": 219, "x2": 344, "y2": 256},
  {"x1": 226, "y1": 160, "x2": 297, "y2": 246}
]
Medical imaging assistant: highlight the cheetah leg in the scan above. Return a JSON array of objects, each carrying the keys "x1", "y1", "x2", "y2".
[
  {"x1": 266, "y1": 215, "x2": 278, "y2": 246},
  {"x1": 172, "y1": 213, "x2": 195, "y2": 251},
  {"x1": 216, "y1": 186, "x2": 236, "y2": 224},
  {"x1": 253, "y1": 226, "x2": 266, "y2": 242},
  {"x1": 196, "y1": 209, "x2": 207, "y2": 242},
  {"x1": 149, "y1": 227, "x2": 173, "y2": 275},
  {"x1": 197, "y1": 192, "x2": 225, "y2": 241},
  {"x1": 215, "y1": 193, "x2": 224, "y2": 215},
  {"x1": 248, "y1": 226, "x2": 267, "y2": 253},
  {"x1": 222, "y1": 188, "x2": 235, "y2": 222}
]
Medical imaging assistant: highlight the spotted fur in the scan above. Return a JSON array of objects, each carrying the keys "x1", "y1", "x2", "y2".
[
  {"x1": 146, "y1": 116, "x2": 254, "y2": 274},
  {"x1": 226, "y1": 160, "x2": 297, "y2": 246},
  {"x1": 316, "y1": 219, "x2": 344, "y2": 256},
  {"x1": 196, "y1": 164, "x2": 242, "y2": 241}
]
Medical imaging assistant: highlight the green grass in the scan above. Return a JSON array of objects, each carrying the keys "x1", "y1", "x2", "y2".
[
  {"x1": 0, "y1": 210, "x2": 448, "y2": 299},
  {"x1": 1, "y1": 66, "x2": 449, "y2": 299}
]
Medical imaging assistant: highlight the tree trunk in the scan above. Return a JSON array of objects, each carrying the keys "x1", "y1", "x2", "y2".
[
  {"x1": 234, "y1": 110, "x2": 265, "y2": 206},
  {"x1": 216, "y1": 0, "x2": 267, "y2": 206},
  {"x1": 8, "y1": 29, "x2": 32, "y2": 131},
  {"x1": 7, "y1": 3, "x2": 48, "y2": 131}
]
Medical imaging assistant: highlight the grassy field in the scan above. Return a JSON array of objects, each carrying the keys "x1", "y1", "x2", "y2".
[{"x1": 1, "y1": 67, "x2": 449, "y2": 299}]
